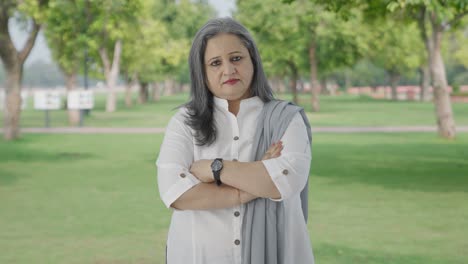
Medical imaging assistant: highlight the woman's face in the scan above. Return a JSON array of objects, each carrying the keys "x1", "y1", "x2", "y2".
[{"x1": 204, "y1": 33, "x2": 254, "y2": 101}]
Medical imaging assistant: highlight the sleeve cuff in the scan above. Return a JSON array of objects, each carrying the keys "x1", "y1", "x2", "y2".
[
  {"x1": 261, "y1": 159, "x2": 293, "y2": 202},
  {"x1": 161, "y1": 171, "x2": 200, "y2": 208}
]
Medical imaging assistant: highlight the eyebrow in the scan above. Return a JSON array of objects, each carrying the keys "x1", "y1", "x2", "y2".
[{"x1": 206, "y1": 51, "x2": 243, "y2": 63}]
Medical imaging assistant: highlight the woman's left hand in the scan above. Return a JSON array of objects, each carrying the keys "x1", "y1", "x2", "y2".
[{"x1": 190, "y1": 159, "x2": 215, "y2": 183}]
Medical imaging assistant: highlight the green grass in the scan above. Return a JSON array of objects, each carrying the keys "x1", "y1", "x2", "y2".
[
  {"x1": 4, "y1": 92, "x2": 468, "y2": 128},
  {"x1": 1, "y1": 133, "x2": 467, "y2": 263}
]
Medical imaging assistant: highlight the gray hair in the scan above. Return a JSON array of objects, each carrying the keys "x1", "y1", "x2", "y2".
[{"x1": 184, "y1": 17, "x2": 274, "y2": 146}]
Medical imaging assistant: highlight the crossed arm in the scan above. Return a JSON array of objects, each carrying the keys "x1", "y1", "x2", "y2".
[
  {"x1": 171, "y1": 142, "x2": 283, "y2": 210},
  {"x1": 157, "y1": 111, "x2": 310, "y2": 211}
]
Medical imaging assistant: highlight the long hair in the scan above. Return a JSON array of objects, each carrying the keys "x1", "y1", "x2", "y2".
[{"x1": 185, "y1": 17, "x2": 274, "y2": 146}]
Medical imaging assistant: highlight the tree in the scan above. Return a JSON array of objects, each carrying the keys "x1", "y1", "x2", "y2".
[
  {"x1": 157, "y1": 0, "x2": 214, "y2": 96},
  {"x1": 0, "y1": 0, "x2": 49, "y2": 140},
  {"x1": 367, "y1": 19, "x2": 422, "y2": 100},
  {"x1": 120, "y1": 0, "x2": 214, "y2": 104},
  {"x1": 119, "y1": 0, "x2": 170, "y2": 105},
  {"x1": 310, "y1": 0, "x2": 467, "y2": 138},
  {"x1": 44, "y1": 0, "x2": 87, "y2": 125},
  {"x1": 237, "y1": 0, "x2": 366, "y2": 109},
  {"x1": 237, "y1": 0, "x2": 308, "y2": 104},
  {"x1": 387, "y1": 0, "x2": 468, "y2": 139},
  {"x1": 85, "y1": 0, "x2": 142, "y2": 112}
]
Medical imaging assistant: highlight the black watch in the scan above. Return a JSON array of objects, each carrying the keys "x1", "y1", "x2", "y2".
[{"x1": 211, "y1": 158, "x2": 223, "y2": 186}]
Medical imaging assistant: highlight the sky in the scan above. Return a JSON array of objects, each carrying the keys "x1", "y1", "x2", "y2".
[{"x1": 9, "y1": 0, "x2": 235, "y2": 66}]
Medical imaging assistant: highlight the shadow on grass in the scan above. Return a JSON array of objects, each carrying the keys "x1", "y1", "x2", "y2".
[
  {"x1": 0, "y1": 168, "x2": 21, "y2": 186},
  {"x1": 315, "y1": 242, "x2": 461, "y2": 264},
  {"x1": 0, "y1": 137, "x2": 95, "y2": 185},
  {"x1": 0, "y1": 144, "x2": 94, "y2": 163},
  {"x1": 313, "y1": 138, "x2": 468, "y2": 193}
]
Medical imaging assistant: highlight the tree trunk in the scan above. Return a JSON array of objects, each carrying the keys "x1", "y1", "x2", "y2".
[
  {"x1": 64, "y1": 72, "x2": 80, "y2": 126},
  {"x1": 278, "y1": 78, "x2": 286, "y2": 93},
  {"x1": 139, "y1": 82, "x2": 149, "y2": 104},
  {"x1": 419, "y1": 64, "x2": 431, "y2": 101},
  {"x1": 430, "y1": 27, "x2": 456, "y2": 139},
  {"x1": 152, "y1": 82, "x2": 160, "y2": 102},
  {"x1": 0, "y1": 15, "x2": 41, "y2": 140},
  {"x1": 99, "y1": 39, "x2": 122, "y2": 113},
  {"x1": 124, "y1": 73, "x2": 136, "y2": 108},
  {"x1": 124, "y1": 81, "x2": 133, "y2": 108},
  {"x1": 3, "y1": 66, "x2": 22, "y2": 140},
  {"x1": 287, "y1": 62, "x2": 298, "y2": 105},
  {"x1": 389, "y1": 71, "x2": 400, "y2": 101},
  {"x1": 320, "y1": 78, "x2": 327, "y2": 95},
  {"x1": 344, "y1": 69, "x2": 351, "y2": 91},
  {"x1": 175, "y1": 82, "x2": 183, "y2": 93},
  {"x1": 417, "y1": 8, "x2": 455, "y2": 138},
  {"x1": 164, "y1": 78, "x2": 175, "y2": 96},
  {"x1": 309, "y1": 41, "x2": 320, "y2": 112}
]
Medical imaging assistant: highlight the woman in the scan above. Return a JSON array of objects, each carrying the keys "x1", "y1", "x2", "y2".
[{"x1": 156, "y1": 17, "x2": 314, "y2": 264}]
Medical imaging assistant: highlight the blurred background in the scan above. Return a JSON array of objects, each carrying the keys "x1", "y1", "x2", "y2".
[{"x1": 1, "y1": 0, "x2": 467, "y2": 263}]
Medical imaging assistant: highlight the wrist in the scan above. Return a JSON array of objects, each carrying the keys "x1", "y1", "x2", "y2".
[{"x1": 211, "y1": 158, "x2": 223, "y2": 186}]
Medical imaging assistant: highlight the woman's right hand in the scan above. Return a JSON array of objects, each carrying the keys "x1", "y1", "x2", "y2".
[{"x1": 261, "y1": 141, "x2": 283, "y2": 160}]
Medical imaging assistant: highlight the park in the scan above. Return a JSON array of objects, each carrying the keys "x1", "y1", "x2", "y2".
[{"x1": 1, "y1": 0, "x2": 468, "y2": 264}]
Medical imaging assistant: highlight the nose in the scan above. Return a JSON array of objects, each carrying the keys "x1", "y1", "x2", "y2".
[{"x1": 222, "y1": 62, "x2": 236, "y2": 76}]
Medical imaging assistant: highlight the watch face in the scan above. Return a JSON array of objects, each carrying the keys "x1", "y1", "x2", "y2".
[{"x1": 211, "y1": 159, "x2": 223, "y2": 171}]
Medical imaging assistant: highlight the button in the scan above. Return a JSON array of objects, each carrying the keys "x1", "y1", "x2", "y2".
[
  {"x1": 234, "y1": 239, "x2": 240, "y2": 245},
  {"x1": 233, "y1": 136, "x2": 239, "y2": 140},
  {"x1": 179, "y1": 173, "x2": 186, "y2": 178},
  {"x1": 232, "y1": 159, "x2": 238, "y2": 162},
  {"x1": 282, "y1": 169, "x2": 289, "y2": 175},
  {"x1": 234, "y1": 211, "x2": 240, "y2": 217}
]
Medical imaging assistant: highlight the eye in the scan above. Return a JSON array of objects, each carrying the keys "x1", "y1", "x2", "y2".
[
  {"x1": 210, "y1": 60, "x2": 221, "y2": 67},
  {"x1": 231, "y1": 56, "x2": 242, "y2": 62}
]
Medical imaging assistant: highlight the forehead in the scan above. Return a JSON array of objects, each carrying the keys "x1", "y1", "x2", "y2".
[{"x1": 204, "y1": 33, "x2": 248, "y2": 60}]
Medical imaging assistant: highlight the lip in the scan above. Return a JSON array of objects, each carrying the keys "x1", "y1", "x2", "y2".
[{"x1": 223, "y1": 79, "x2": 239, "y2": 85}]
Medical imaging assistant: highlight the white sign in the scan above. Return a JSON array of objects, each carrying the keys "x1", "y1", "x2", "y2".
[
  {"x1": 0, "y1": 90, "x2": 28, "y2": 110},
  {"x1": 34, "y1": 90, "x2": 62, "y2": 110},
  {"x1": 21, "y1": 91, "x2": 28, "y2": 109},
  {"x1": 67, "y1": 90, "x2": 94, "y2": 110}
]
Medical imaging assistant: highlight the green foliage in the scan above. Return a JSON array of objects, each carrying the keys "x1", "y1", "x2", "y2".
[
  {"x1": 44, "y1": 0, "x2": 87, "y2": 75},
  {"x1": 366, "y1": 19, "x2": 423, "y2": 77},
  {"x1": 119, "y1": 0, "x2": 215, "y2": 83},
  {"x1": 236, "y1": 0, "x2": 306, "y2": 77},
  {"x1": 236, "y1": 0, "x2": 367, "y2": 79},
  {"x1": 17, "y1": 0, "x2": 50, "y2": 23}
]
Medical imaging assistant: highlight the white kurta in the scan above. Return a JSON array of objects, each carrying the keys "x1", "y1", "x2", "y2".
[{"x1": 156, "y1": 96, "x2": 314, "y2": 264}]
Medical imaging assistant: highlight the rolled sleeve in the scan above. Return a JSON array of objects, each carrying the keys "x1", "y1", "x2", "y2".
[
  {"x1": 261, "y1": 113, "x2": 311, "y2": 201},
  {"x1": 157, "y1": 164, "x2": 200, "y2": 208},
  {"x1": 156, "y1": 109, "x2": 200, "y2": 208}
]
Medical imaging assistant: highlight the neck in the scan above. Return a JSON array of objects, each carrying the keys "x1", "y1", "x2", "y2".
[{"x1": 228, "y1": 100, "x2": 240, "y2": 116}]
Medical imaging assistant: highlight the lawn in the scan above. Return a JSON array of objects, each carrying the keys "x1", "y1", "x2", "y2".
[
  {"x1": 4, "y1": 92, "x2": 468, "y2": 128},
  {"x1": 1, "y1": 133, "x2": 467, "y2": 264}
]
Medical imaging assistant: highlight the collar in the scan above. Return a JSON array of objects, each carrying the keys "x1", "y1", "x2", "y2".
[{"x1": 213, "y1": 96, "x2": 263, "y2": 114}]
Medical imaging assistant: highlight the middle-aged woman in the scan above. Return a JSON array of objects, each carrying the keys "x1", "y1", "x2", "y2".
[{"x1": 156, "y1": 17, "x2": 314, "y2": 264}]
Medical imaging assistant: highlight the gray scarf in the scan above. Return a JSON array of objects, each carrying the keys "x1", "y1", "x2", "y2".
[{"x1": 241, "y1": 100, "x2": 312, "y2": 264}]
